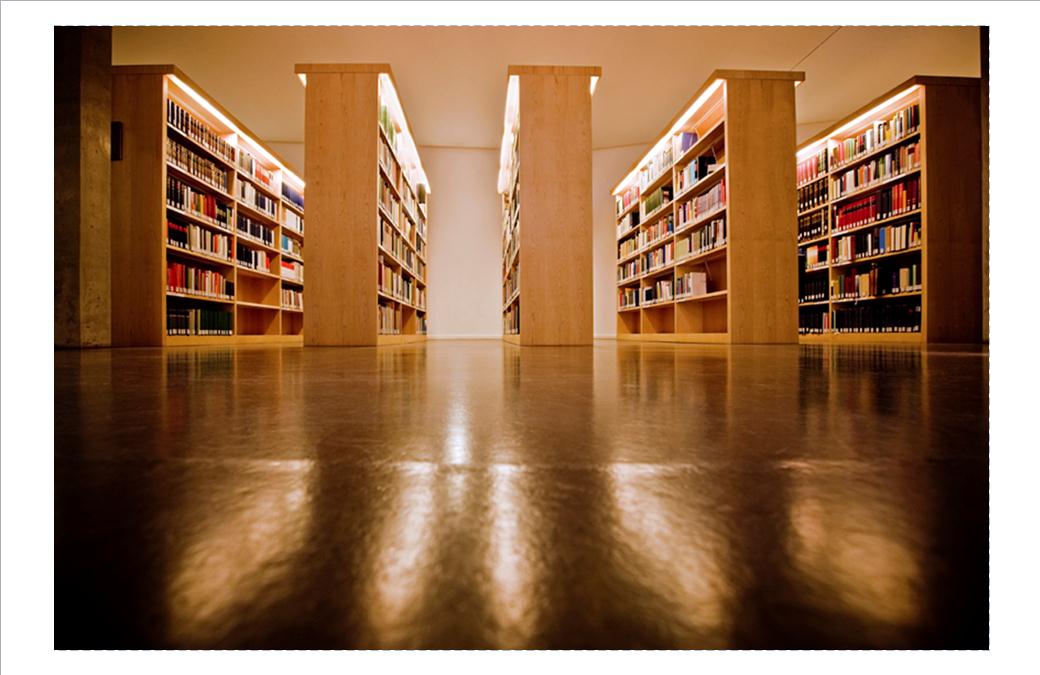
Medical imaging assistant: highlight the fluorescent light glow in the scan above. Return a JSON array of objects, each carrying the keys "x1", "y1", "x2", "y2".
[
  {"x1": 796, "y1": 84, "x2": 919, "y2": 160},
  {"x1": 612, "y1": 79, "x2": 724, "y2": 196},
  {"x1": 590, "y1": 75, "x2": 599, "y2": 96},
  {"x1": 497, "y1": 75, "x2": 520, "y2": 194},
  {"x1": 297, "y1": 73, "x2": 307, "y2": 87},
  {"x1": 168, "y1": 74, "x2": 305, "y2": 188},
  {"x1": 379, "y1": 73, "x2": 431, "y2": 193}
]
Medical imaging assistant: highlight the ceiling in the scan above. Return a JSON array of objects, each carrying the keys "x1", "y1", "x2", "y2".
[{"x1": 113, "y1": 26, "x2": 980, "y2": 153}]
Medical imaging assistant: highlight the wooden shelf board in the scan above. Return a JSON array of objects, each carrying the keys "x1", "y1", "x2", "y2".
[
  {"x1": 797, "y1": 233, "x2": 829, "y2": 247},
  {"x1": 796, "y1": 173, "x2": 829, "y2": 190},
  {"x1": 829, "y1": 130, "x2": 921, "y2": 174},
  {"x1": 673, "y1": 119, "x2": 725, "y2": 169},
  {"x1": 617, "y1": 226, "x2": 640, "y2": 243},
  {"x1": 615, "y1": 197, "x2": 640, "y2": 223},
  {"x1": 236, "y1": 264, "x2": 281, "y2": 281},
  {"x1": 831, "y1": 290, "x2": 922, "y2": 305},
  {"x1": 166, "y1": 204, "x2": 234, "y2": 233},
  {"x1": 377, "y1": 334, "x2": 427, "y2": 346},
  {"x1": 617, "y1": 276, "x2": 641, "y2": 288},
  {"x1": 236, "y1": 300, "x2": 280, "y2": 311},
  {"x1": 164, "y1": 333, "x2": 303, "y2": 347},
  {"x1": 831, "y1": 209, "x2": 923, "y2": 238},
  {"x1": 641, "y1": 262, "x2": 675, "y2": 280},
  {"x1": 831, "y1": 245, "x2": 922, "y2": 269},
  {"x1": 281, "y1": 306, "x2": 304, "y2": 313},
  {"x1": 166, "y1": 162, "x2": 234, "y2": 201},
  {"x1": 675, "y1": 289, "x2": 728, "y2": 305},
  {"x1": 616, "y1": 332, "x2": 730, "y2": 344},
  {"x1": 640, "y1": 235, "x2": 674, "y2": 255},
  {"x1": 617, "y1": 305, "x2": 641, "y2": 313},
  {"x1": 236, "y1": 169, "x2": 282, "y2": 201},
  {"x1": 166, "y1": 290, "x2": 234, "y2": 304},
  {"x1": 799, "y1": 332, "x2": 924, "y2": 344},
  {"x1": 166, "y1": 123, "x2": 236, "y2": 170},
  {"x1": 236, "y1": 233, "x2": 280, "y2": 255},
  {"x1": 675, "y1": 244, "x2": 727, "y2": 267},
  {"x1": 503, "y1": 288, "x2": 520, "y2": 311},
  {"x1": 640, "y1": 165, "x2": 674, "y2": 198},
  {"x1": 641, "y1": 299, "x2": 675, "y2": 310},
  {"x1": 280, "y1": 276, "x2": 304, "y2": 286},
  {"x1": 166, "y1": 244, "x2": 234, "y2": 268},
  {"x1": 803, "y1": 265, "x2": 830, "y2": 274},
  {"x1": 796, "y1": 202, "x2": 829, "y2": 218},
  {"x1": 280, "y1": 251, "x2": 304, "y2": 264},
  {"x1": 281, "y1": 225, "x2": 305, "y2": 240},
  {"x1": 673, "y1": 164, "x2": 726, "y2": 203},
  {"x1": 798, "y1": 299, "x2": 830, "y2": 307},
  {"x1": 503, "y1": 334, "x2": 522, "y2": 345},
  {"x1": 830, "y1": 167, "x2": 921, "y2": 206},
  {"x1": 236, "y1": 200, "x2": 281, "y2": 227},
  {"x1": 674, "y1": 205, "x2": 726, "y2": 236},
  {"x1": 281, "y1": 198, "x2": 305, "y2": 216},
  {"x1": 639, "y1": 201, "x2": 673, "y2": 228}
]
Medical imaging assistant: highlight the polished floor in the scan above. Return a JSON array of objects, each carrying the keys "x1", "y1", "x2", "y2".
[{"x1": 54, "y1": 340, "x2": 988, "y2": 649}]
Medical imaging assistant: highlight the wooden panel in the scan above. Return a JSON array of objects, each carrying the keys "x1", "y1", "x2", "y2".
[
  {"x1": 302, "y1": 71, "x2": 380, "y2": 345},
  {"x1": 111, "y1": 73, "x2": 166, "y2": 346},
  {"x1": 517, "y1": 71, "x2": 593, "y2": 346},
  {"x1": 724, "y1": 77, "x2": 799, "y2": 344},
  {"x1": 508, "y1": 65, "x2": 602, "y2": 77},
  {"x1": 922, "y1": 82, "x2": 983, "y2": 343}
]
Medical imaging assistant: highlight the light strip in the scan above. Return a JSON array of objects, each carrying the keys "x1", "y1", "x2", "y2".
[
  {"x1": 297, "y1": 73, "x2": 307, "y2": 87},
  {"x1": 797, "y1": 84, "x2": 921, "y2": 159},
  {"x1": 612, "y1": 78, "x2": 724, "y2": 196},
  {"x1": 497, "y1": 75, "x2": 520, "y2": 194},
  {"x1": 169, "y1": 74, "x2": 305, "y2": 187},
  {"x1": 590, "y1": 75, "x2": 599, "y2": 96},
  {"x1": 379, "y1": 73, "x2": 431, "y2": 193}
]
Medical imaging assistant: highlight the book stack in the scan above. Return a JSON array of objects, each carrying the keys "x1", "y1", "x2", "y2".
[
  {"x1": 237, "y1": 180, "x2": 278, "y2": 218},
  {"x1": 617, "y1": 259, "x2": 639, "y2": 283},
  {"x1": 831, "y1": 141, "x2": 920, "y2": 199},
  {"x1": 675, "y1": 271, "x2": 707, "y2": 299},
  {"x1": 641, "y1": 241, "x2": 674, "y2": 273},
  {"x1": 834, "y1": 176, "x2": 920, "y2": 231},
  {"x1": 639, "y1": 143, "x2": 673, "y2": 191},
  {"x1": 833, "y1": 220, "x2": 921, "y2": 263},
  {"x1": 167, "y1": 262, "x2": 234, "y2": 299},
  {"x1": 283, "y1": 209, "x2": 304, "y2": 235},
  {"x1": 166, "y1": 307, "x2": 233, "y2": 336},
  {"x1": 615, "y1": 184, "x2": 640, "y2": 217},
  {"x1": 282, "y1": 182, "x2": 305, "y2": 211},
  {"x1": 236, "y1": 244, "x2": 273, "y2": 272},
  {"x1": 641, "y1": 185, "x2": 672, "y2": 217},
  {"x1": 830, "y1": 103, "x2": 919, "y2": 168},
  {"x1": 281, "y1": 234, "x2": 303, "y2": 259},
  {"x1": 618, "y1": 287, "x2": 639, "y2": 310},
  {"x1": 834, "y1": 261, "x2": 920, "y2": 300},
  {"x1": 797, "y1": 179, "x2": 828, "y2": 213},
  {"x1": 236, "y1": 147, "x2": 277, "y2": 190},
  {"x1": 639, "y1": 214, "x2": 674, "y2": 249},
  {"x1": 677, "y1": 217, "x2": 726, "y2": 259},
  {"x1": 237, "y1": 213, "x2": 275, "y2": 247},
  {"x1": 281, "y1": 288, "x2": 304, "y2": 310},
  {"x1": 799, "y1": 276, "x2": 828, "y2": 303},
  {"x1": 797, "y1": 208, "x2": 828, "y2": 242},
  {"x1": 167, "y1": 220, "x2": 231, "y2": 260},
  {"x1": 804, "y1": 243, "x2": 828, "y2": 270},
  {"x1": 834, "y1": 302, "x2": 921, "y2": 334},
  {"x1": 799, "y1": 310, "x2": 830, "y2": 335},
  {"x1": 166, "y1": 137, "x2": 229, "y2": 193},
  {"x1": 378, "y1": 301, "x2": 402, "y2": 334},
  {"x1": 281, "y1": 259, "x2": 304, "y2": 283},
  {"x1": 167, "y1": 176, "x2": 232, "y2": 228},
  {"x1": 797, "y1": 147, "x2": 827, "y2": 186},
  {"x1": 166, "y1": 98, "x2": 235, "y2": 163},
  {"x1": 641, "y1": 279, "x2": 673, "y2": 306}
]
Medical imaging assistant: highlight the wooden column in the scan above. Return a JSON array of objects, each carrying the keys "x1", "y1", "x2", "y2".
[
  {"x1": 55, "y1": 27, "x2": 112, "y2": 347},
  {"x1": 297, "y1": 65, "x2": 381, "y2": 346},
  {"x1": 514, "y1": 65, "x2": 597, "y2": 346}
]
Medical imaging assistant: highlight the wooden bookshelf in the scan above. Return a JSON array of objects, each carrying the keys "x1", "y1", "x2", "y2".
[
  {"x1": 295, "y1": 64, "x2": 430, "y2": 346},
  {"x1": 795, "y1": 75, "x2": 983, "y2": 343},
  {"x1": 111, "y1": 65, "x2": 306, "y2": 346},
  {"x1": 499, "y1": 65, "x2": 600, "y2": 346},
  {"x1": 612, "y1": 70, "x2": 802, "y2": 344}
]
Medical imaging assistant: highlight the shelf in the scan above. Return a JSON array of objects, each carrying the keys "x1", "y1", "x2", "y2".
[
  {"x1": 830, "y1": 289, "x2": 922, "y2": 305},
  {"x1": 673, "y1": 164, "x2": 726, "y2": 203},
  {"x1": 166, "y1": 290, "x2": 234, "y2": 304},
  {"x1": 236, "y1": 264, "x2": 281, "y2": 281},
  {"x1": 378, "y1": 288, "x2": 418, "y2": 310},
  {"x1": 281, "y1": 306, "x2": 304, "y2": 313},
  {"x1": 166, "y1": 204, "x2": 233, "y2": 233},
  {"x1": 639, "y1": 200, "x2": 673, "y2": 227},
  {"x1": 166, "y1": 244, "x2": 234, "y2": 268},
  {"x1": 675, "y1": 244, "x2": 727, "y2": 267},
  {"x1": 378, "y1": 123, "x2": 418, "y2": 202},
  {"x1": 640, "y1": 234, "x2": 674, "y2": 255},
  {"x1": 639, "y1": 165, "x2": 674, "y2": 197},
  {"x1": 376, "y1": 334, "x2": 427, "y2": 346},
  {"x1": 236, "y1": 200, "x2": 281, "y2": 227},
  {"x1": 615, "y1": 197, "x2": 640, "y2": 223},
  {"x1": 829, "y1": 130, "x2": 921, "y2": 174},
  {"x1": 830, "y1": 167, "x2": 921, "y2": 206},
  {"x1": 798, "y1": 299, "x2": 830, "y2": 307},
  {"x1": 796, "y1": 202, "x2": 828, "y2": 218},
  {"x1": 675, "y1": 289, "x2": 728, "y2": 305},
  {"x1": 280, "y1": 276, "x2": 304, "y2": 287},
  {"x1": 503, "y1": 287, "x2": 520, "y2": 311},
  {"x1": 502, "y1": 334, "x2": 521, "y2": 345},
  {"x1": 797, "y1": 233, "x2": 829, "y2": 247},
  {"x1": 674, "y1": 205, "x2": 726, "y2": 236},
  {"x1": 831, "y1": 208, "x2": 923, "y2": 238},
  {"x1": 803, "y1": 264, "x2": 830, "y2": 273},
  {"x1": 831, "y1": 245, "x2": 922, "y2": 269},
  {"x1": 281, "y1": 197, "x2": 305, "y2": 216},
  {"x1": 236, "y1": 233, "x2": 280, "y2": 255},
  {"x1": 617, "y1": 275, "x2": 641, "y2": 288},
  {"x1": 641, "y1": 262, "x2": 675, "y2": 280},
  {"x1": 166, "y1": 123, "x2": 235, "y2": 170},
  {"x1": 236, "y1": 300, "x2": 280, "y2": 311},
  {"x1": 281, "y1": 224, "x2": 305, "y2": 240},
  {"x1": 617, "y1": 248, "x2": 641, "y2": 265},
  {"x1": 616, "y1": 331, "x2": 730, "y2": 344},
  {"x1": 236, "y1": 169, "x2": 281, "y2": 201},
  {"x1": 796, "y1": 173, "x2": 829, "y2": 190},
  {"x1": 166, "y1": 162, "x2": 234, "y2": 201},
  {"x1": 641, "y1": 298, "x2": 674, "y2": 309},
  {"x1": 617, "y1": 305, "x2": 641, "y2": 313},
  {"x1": 164, "y1": 334, "x2": 303, "y2": 347},
  {"x1": 617, "y1": 225, "x2": 640, "y2": 243},
  {"x1": 280, "y1": 250, "x2": 304, "y2": 264},
  {"x1": 378, "y1": 244, "x2": 420, "y2": 279},
  {"x1": 673, "y1": 119, "x2": 725, "y2": 169},
  {"x1": 378, "y1": 204, "x2": 421, "y2": 257}
]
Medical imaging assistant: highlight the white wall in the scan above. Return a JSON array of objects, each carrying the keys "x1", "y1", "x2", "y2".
[
  {"x1": 268, "y1": 141, "x2": 643, "y2": 339},
  {"x1": 592, "y1": 145, "x2": 644, "y2": 337},
  {"x1": 421, "y1": 146, "x2": 503, "y2": 338}
]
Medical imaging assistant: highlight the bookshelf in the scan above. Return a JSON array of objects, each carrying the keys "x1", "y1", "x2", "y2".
[
  {"x1": 612, "y1": 70, "x2": 802, "y2": 344},
  {"x1": 295, "y1": 64, "x2": 430, "y2": 346},
  {"x1": 499, "y1": 65, "x2": 600, "y2": 346},
  {"x1": 795, "y1": 76, "x2": 983, "y2": 343},
  {"x1": 111, "y1": 65, "x2": 306, "y2": 346}
]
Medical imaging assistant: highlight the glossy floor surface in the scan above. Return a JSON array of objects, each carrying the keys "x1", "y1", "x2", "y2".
[{"x1": 55, "y1": 341, "x2": 988, "y2": 649}]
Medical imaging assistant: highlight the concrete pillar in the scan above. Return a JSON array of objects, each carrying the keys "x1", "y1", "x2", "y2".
[{"x1": 55, "y1": 26, "x2": 112, "y2": 347}]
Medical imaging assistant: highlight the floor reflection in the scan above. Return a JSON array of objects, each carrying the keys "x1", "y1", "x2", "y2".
[{"x1": 54, "y1": 340, "x2": 988, "y2": 648}]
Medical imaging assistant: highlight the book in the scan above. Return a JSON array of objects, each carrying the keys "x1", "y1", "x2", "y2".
[
  {"x1": 281, "y1": 287, "x2": 304, "y2": 311},
  {"x1": 281, "y1": 182, "x2": 305, "y2": 211},
  {"x1": 281, "y1": 259, "x2": 305, "y2": 283},
  {"x1": 167, "y1": 219, "x2": 231, "y2": 260},
  {"x1": 618, "y1": 286, "x2": 639, "y2": 310},
  {"x1": 799, "y1": 276, "x2": 828, "y2": 303},
  {"x1": 166, "y1": 98, "x2": 234, "y2": 163},
  {"x1": 797, "y1": 178, "x2": 828, "y2": 213},
  {"x1": 830, "y1": 141, "x2": 920, "y2": 200},
  {"x1": 798, "y1": 307, "x2": 830, "y2": 334},
  {"x1": 833, "y1": 261, "x2": 920, "y2": 300},
  {"x1": 639, "y1": 213, "x2": 675, "y2": 250},
  {"x1": 676, "y1": 217, "x2": 725, "y2": 259},
  {"x1": 641, "y1": 278, "x2": 673, "y2": 306},
  {"x1": 797, "y1": 147, "x2": 827, "y2": 187},
  {"x1": 236, "y1": 179, "x2": 278, "y2": 218},
  {"x1": 236, "y1": 243, "x2": 273, "y2": 272},
  {"x1": 283, "y1": 208, "x2": 304, "y2": 235},
  {"x1": 830, "y1": 103, "x2": 919, "y2": 169},
  {"x1": 166, "y1": 307, "x2": 232, "y2": 336},
  {"x1": 675, "y1": 271, "x2": 707, "y2": 299},
  {"x1": 798, "y1": 207, "x2": 829, "y2": 242},
  {"x1": 641, "y1": 185, "x2": 673, "y2": 217},
  {"x1": 833, "y1": 220, "x2": 921, "y2": 264},
  {"x1": 167, "y1": 176, "x2": 232, "y2": 228},
  {"x1": 237, "y1": 213, "x2": 275, "y2": 247},
  {"x1": 677, "y1": 179, "x2": 726, "y2": 226},
  {"x1": 834, "y1": 176, "x2": 920, "y2": 231},
  {"x1": 834, "y1": 300, "x2": 921, "y2": 333},
  {"x1": 166, "y1": 261, "x2": 234, "y2": 299},
  {"x1": 166, "y1": 137, "x2": 230, "y2": 193},
  {"x1": 638, "y1": 143, "x2": 673, "y2": 191}
]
